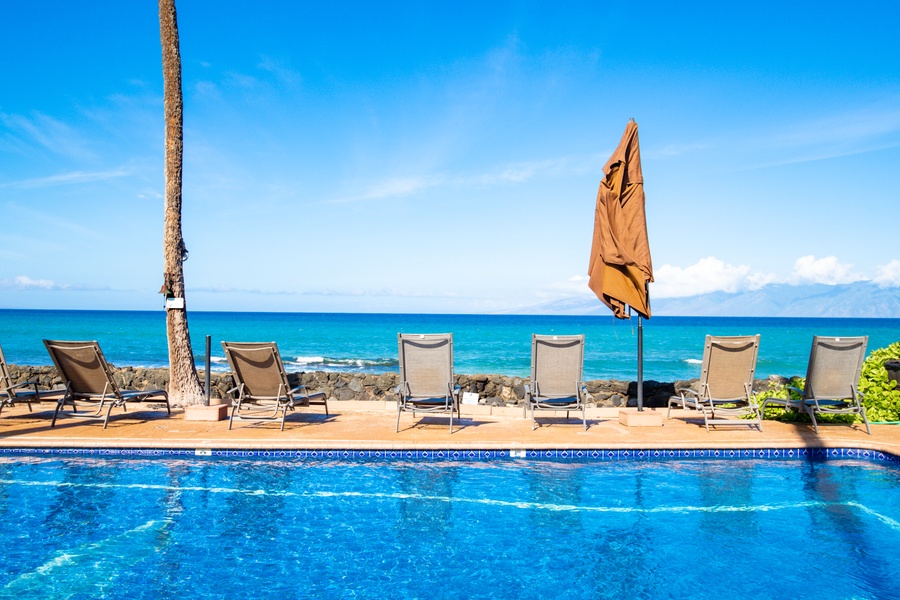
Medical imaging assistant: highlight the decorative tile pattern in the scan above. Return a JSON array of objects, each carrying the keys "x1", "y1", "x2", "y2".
[{"x1": 0, "y1": 446, "x2": 897, "y2": 465}]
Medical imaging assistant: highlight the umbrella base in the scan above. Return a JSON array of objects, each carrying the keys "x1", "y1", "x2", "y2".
[{"x1": 618, "y1": 408, "x2": 662, "y2": 427}]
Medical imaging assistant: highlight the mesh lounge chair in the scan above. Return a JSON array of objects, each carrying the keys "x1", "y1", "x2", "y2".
[
  {"x1": 222, "y1": 341, "x2": 328, "y2": 431},
  {"x1": 525, "y1": 334, "x2": 587, "y2": 430},
  {"x1": 1, "y1": 344, "x2": 64, "y2": 415},
  {"x1": 762, "y1": 336, "x2": 870, "y2": 435},
  {"x1": 397, "y1": 333, "x2": 459, "y2": 433},
  {"x1": 43, "y1": 340, "x2": 170, "y2": 428},
  {"x1": 667, "y1": 335, "x2": 762, "y2": 431}
]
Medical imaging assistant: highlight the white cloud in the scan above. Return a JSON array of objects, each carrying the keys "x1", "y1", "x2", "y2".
[
  {"x1": 873, "y1": 259, "x2": 900, "y2": 287},
  {"x1": 790, "y1": 255, "x2": 863, "y2": 285},
  {"x1": 0, "y1": 112, "x2": 96, "y2": 161},
  {"x1": 1, "y1": 276, "x2": 114, "y2": 292},
  {"x1": 332, "y1": 153, "x2": 600, "y2": 203},
  {"x1": 653, "y1": 257, "x2": 773, "y2": 298},
  {"x1": 538, "y1": 275, "x2": 593, "y2": 299},
  {"x1": 332, "y1": 176, "x2": 444, "y2": 203},
  {"x1": 257, "y1": 56, "x2": 302, "y2": 87},
  {"x1": 0, "y1": 169, "x2": 131, "y2": 189},
  {"x1": 13, "y1": 275, "x2": 56, "y2": 289}
]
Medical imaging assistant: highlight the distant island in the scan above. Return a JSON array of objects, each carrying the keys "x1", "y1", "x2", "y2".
[{"x1": 511, "y1": 282, "x2": 900, "y2": 318}]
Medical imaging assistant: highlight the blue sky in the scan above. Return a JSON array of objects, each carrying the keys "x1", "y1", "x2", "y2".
[{"x1": 2, "y1": 1, "x2": 899, "y2": 313}]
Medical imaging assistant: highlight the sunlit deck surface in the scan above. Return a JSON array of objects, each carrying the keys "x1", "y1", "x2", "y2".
[{"x1": 1, "y1": 401, "x2": 898, "y2": 456}]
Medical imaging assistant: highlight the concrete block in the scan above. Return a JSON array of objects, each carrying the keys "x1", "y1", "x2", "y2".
[
  {"x1": 184, "y1": 404, "x2": 229, "y2": 421},
  {"x1": 618, "y1": 409, "x2": 663, "y2": 427}
]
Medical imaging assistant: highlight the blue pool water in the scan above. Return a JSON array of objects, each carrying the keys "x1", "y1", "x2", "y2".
[{"x1": 1, "y1": 454, "x2": 899, "y2": 599}]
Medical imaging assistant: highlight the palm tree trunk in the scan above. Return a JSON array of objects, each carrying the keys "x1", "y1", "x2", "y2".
[{"x1": 159, "y1": 0, "x2": 204, "y2": 407}]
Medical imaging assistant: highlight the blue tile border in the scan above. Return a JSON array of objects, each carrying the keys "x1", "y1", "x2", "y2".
[{"x1": 0, "y1": 446, "x2": 898, "y2": 465}]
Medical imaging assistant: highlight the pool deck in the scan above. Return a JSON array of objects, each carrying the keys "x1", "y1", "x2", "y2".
[{"x1": 1, "y1": 401, "x2": 898, "y2": 455}]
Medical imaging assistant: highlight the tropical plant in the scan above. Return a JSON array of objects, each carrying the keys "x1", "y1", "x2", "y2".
[{"x1": 858, "y1": 341, "x2": 900, "y2": 422}]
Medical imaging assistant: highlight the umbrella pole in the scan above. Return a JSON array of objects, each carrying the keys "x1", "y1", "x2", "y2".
[{"x1": 637, "y1": 315, "x2": 644, "y2": 411}]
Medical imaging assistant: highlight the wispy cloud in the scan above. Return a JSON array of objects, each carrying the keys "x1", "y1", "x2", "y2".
[
  {"x1": 332, "y1": 176, "x2": 445, "y2": 203},
  {"x1": 0, "y1": 168, "x2": 131, "y2": 190},
  {"x1": 3, "y1": 202, "x2": 99, "y2": 237},
  {"x1": 302, "y1": 288, "x2": 460, "y2": 299},
  {"x1": 257, "y1": 56, "x2": 302, "y2": 88},
  {"x1": 649, "y1": 101, "x2": 900, "y2": 170},
  {"x1": 10, "y1": 275, "x2": 57, "y2": 289},
  {"x1": 0, "y1": 276, "x2": 111, "y2": 292},
  {"x1": 189, "y1": 285, "x2": 296, "y2": 296},
  {"x1": 0, "y1": 112, "x2": 97, "y2": 161},
  {"x1": 331, "y1": 154, "x2": 600, "y2": 203}
]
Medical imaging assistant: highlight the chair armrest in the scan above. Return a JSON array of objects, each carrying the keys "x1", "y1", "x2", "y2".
[{"x1": 6, "y1": 381, "x2": 41, "y2": 393}]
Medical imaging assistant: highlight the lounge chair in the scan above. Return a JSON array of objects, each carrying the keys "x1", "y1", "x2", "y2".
[
  {"x1": 1, "y1": 344, "x2": 64, "y2": 415},
  {"x1": 221, "y1": 341, "x2": 328, "y2": 430},
  {"x1": 525, "y1": 334, "x2": 587, "y2": 430},
  {"x1": 667, "y1": 335, "x2": 761, "y2": 431},
  {"x1": 396, "y1": 333, "x2": 459, "y2": 433},
  {"x1": 762, "y1": 336, "x2": 870, "y2": 435},
  {"x1": 43, "y1": 340, "x2": 170, "y2": 428}
]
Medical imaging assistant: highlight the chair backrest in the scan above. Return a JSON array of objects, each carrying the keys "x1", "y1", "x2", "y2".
[
  {"x1": 803, "y1": 336, "x2": 867, "y2": 400},
  {"x1": 531, "y1": 334, "x2": 584, "y2": 397},
  {"x1": 43, "y1": 340, "x2": 120, "y2": 397},
  {"x1": 0, "y1": 344, "x2": 12, "y2": 393},
  {"x1": 699, "y1": 335, "x2": 760, "y2": 400},
  {"x1": 398, "y1": 334, "x2": 453, "y2": 397},
  {"x1": 221, "y1": 341, "x2": 292, "y2": 399}
]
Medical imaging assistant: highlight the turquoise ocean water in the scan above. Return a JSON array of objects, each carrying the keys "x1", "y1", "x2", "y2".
[{"x1": 1, "y1": 309, "x2": 899, "y2": 382}]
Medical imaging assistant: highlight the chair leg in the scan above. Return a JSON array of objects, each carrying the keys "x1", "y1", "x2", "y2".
[
  {"x1": 582, "y1": 405, "x2": 587, "y2": 431},
  {"x1": 102, "y1": 403, "x2": 114, "y2": 429},
  {"x1": 809, "y1": 408, "x2": 819, "y2": 434},
  {"x1": 51, "y1": 399, "x2": 65, "y2": 427},
  {"x1": 449, "y1": 406, "x2": 454, "y2": 434},
  {"x1": 395, "y1": 404, "x2": 402, "y2": 433},
  {"x1": 860, "y1": 407, "x2": 872, "y2": 435},
  {"x1": 531, "y1": 404, "x2": 536, "y2": 431},
  {"x1": 228, "y1": 404, "x2": 237, "y2": 430}
]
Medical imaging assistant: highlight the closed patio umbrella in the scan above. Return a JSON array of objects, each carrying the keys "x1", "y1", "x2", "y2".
[
  {"x1": 588, "y1": 119, "x2": 653, "y2": 408},
  {"x1": 588, "y1": 119, "x2": 653, "y2": 319}
]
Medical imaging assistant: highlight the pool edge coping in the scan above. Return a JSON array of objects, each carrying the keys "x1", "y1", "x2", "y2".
[{"x1": 1, "y1": 445, "x2": 898, "y2": 465}]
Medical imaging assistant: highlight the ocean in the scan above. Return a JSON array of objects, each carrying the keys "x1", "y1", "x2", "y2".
[{"x1": 1, "y1": 309, "x2": 899, "y2": 382}]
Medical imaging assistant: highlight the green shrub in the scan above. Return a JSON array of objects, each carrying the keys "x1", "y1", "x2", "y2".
[
  {"x1": 858, "y1": 341, "x2": 900, "y2": 422},
  {"x1": 753, "y1": 377, "x2": 807, "y2": 423}
]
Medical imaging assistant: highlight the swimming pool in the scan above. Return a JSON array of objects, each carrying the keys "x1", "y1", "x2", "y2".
[{"x1": 1, "y1": 451, "x2": 898, "y2": 599}]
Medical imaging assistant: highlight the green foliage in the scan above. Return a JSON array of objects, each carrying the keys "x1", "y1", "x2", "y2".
[
  {"x1": 858, "y1": 341, "x2": 900, "y2": 422},
  {"x1": 753, "y1": 378, "x2": 807, "y2": 423}
]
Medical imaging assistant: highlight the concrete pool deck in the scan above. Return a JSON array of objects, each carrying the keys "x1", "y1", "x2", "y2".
[{"x1": 1, "y1": 401, "x2": 898, "y2": 455}]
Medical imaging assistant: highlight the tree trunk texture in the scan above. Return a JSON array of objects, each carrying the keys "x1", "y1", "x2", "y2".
[{"x1": 159, "y1": 0, "x2": 204, "y2": 407}]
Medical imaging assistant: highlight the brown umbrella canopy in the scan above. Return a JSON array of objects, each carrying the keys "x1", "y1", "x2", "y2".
[{"x1": 588, "y1": 119, "x2": 653, "y2": 319}]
